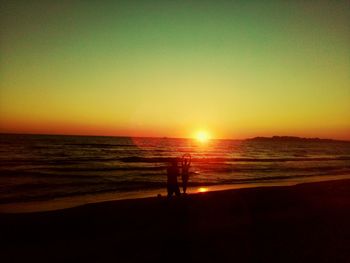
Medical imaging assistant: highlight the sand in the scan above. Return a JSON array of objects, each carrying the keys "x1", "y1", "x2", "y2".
[{"x1": 1, "y1": 179, "x2": 350, "y2": 263}]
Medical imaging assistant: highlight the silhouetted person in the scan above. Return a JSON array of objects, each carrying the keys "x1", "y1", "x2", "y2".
[
  {"x1": 167, "y1": 159, "x2": 181, "y2": 198},
  {"x1": 181, "y1": 154, "x2": 191, "y2": 194}
]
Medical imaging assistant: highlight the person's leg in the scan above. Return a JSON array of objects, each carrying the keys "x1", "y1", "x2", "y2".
[
  {"x1": 183, "y1": 177, "x2": 188, "y2": 194},
  {"x1": 182, "y1": 176, "x2": 186, "y2": 193},
  {"x1": 175, "y1": 185, "x2": 181, "y2": 197},
  {"x1": 167, "y1": 185, "x2": 173, "y2": 198}
]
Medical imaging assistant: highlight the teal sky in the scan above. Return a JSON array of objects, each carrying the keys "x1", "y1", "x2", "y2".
[{"x1": 1, "y1": 0, "x2": 349, "y2": 139}]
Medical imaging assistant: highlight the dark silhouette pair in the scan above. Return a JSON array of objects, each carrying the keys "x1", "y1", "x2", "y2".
[{"x1": 166, "y1": 154, "x2": 191, "y2": 198}]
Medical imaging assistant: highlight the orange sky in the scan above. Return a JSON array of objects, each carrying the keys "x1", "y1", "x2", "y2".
[{"x1": 1, "y1": 1, "x2": 349, "y2": 140}]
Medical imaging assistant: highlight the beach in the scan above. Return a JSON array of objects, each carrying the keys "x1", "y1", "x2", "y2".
[
  {"x1": 2, "y1": 1, "x2": 349, "y2": 262},
  {"x1": 1, "y1": 179, "x2": 350, "y2": 263}
]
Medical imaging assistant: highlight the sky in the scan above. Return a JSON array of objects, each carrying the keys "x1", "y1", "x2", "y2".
[{"x1": 0, "y1": 0, "x2": 349, "y2": 140}]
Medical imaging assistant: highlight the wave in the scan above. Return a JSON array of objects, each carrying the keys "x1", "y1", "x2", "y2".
[
  {"x1": 2, "y1": 156, "x2": 349, "y2": 167},
  {"x1": 1, "y1": 163, "x2": 349, "y2": 180},
  {"x1": 48, "y1": 166, "x2": 166, "y2": 172},
  {"x1": 64, "y1": 143, "x2": 137, "y2": 148},
  {"x1": 2, "y1": 171, "x2": 350, "y2": 204},
  {"x1": 0, "y1": 157, "x2": 119, "y2": 165},
  {"x1": 119, "y1": 156, "x2": 350, "y2": 163}
]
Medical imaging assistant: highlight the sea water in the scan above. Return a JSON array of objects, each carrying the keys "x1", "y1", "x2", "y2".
[{"x1": 1, "y1": 134, "x2": 350, "y2": 205}]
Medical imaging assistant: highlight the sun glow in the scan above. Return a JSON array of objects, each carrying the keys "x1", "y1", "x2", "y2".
[{"x1": 195, "y1": 131, "x2": 210, "y2": 143}]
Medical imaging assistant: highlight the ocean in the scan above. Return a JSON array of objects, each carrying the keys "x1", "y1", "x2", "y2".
[{"x1": 1, "y1": 134, "x2": 350, "y2": 207}]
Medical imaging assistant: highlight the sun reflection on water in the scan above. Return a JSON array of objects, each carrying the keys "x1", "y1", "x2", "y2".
[{"x1": 198, "y1": 187, "x2": 208, "y2": 193}]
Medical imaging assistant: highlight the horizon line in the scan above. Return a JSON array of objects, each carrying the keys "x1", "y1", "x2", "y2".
[{"x1": 1, "y1": 131, "x2": 349, "y2": 142}]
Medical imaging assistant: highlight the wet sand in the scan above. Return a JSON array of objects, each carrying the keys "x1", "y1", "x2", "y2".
[{"x1": 1, "y1": 179, "x2": 350, "y2": 263}]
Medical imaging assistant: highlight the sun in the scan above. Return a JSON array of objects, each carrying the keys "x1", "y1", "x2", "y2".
[{"x1": 195, "y1": 131, "x2": 210, "y2": 143}]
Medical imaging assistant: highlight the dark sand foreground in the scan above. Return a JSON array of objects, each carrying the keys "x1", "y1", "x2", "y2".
[{"x1": 1, "y1": 179, "x2": 350, "y2": 263}]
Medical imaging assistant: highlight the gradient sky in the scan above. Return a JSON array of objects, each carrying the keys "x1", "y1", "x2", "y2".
[{"x1": 1, "y1": 0, "x2": 349, "y2": 139}]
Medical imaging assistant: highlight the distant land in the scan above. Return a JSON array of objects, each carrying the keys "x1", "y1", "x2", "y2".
[
  {"x1": 246, "y1": 136, "x2": 349, "y2": 143},
  {"x1": 0, "y1": 133, "x2": 349, "y2": 142}
]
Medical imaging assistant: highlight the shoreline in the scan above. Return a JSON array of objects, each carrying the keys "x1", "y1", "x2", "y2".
[
  {"x1": 1, "y1": 174, "x2": 350, "y2": 214},
  {"x1": 2, "y1": 174, "x2": 350, "y2": 214}
]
